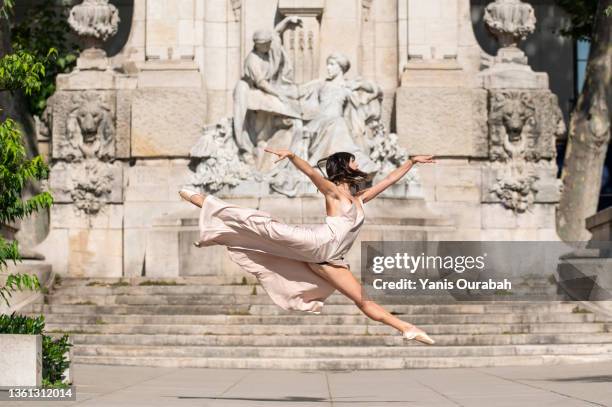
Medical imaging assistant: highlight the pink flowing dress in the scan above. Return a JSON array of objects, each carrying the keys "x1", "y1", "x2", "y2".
[{"x1": 196, "y1": 195, "x2": 366, "y2": 313}]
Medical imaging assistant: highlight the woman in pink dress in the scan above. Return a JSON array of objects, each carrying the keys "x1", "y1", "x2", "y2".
[{"x1": 179, "y1": 150, "x2": 436, "y2": 345}]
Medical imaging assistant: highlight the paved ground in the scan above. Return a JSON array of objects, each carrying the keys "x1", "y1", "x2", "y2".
[{"x1": 2, "y1": 361, "x2": 612, "y2": 406}]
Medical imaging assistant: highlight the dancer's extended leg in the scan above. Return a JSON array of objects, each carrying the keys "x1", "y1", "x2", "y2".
[{"x1": 307, "y1": 263, "x2": 421, "y2": 335}]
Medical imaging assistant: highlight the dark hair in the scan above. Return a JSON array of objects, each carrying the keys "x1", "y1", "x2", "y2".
[{"x1": 316, "y1": 152, "x2": 368, "y2": 190}]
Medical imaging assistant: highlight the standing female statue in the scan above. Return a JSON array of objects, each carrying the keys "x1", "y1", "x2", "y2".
[{"x1": 294, "y1": 52, "x2": 381, "y2": 175}]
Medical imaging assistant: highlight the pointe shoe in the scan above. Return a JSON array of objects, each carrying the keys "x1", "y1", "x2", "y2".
[
  {"x1": 402, "y1": 327, "x2": 435, "y2": 345},
  {"x1": 178, "y1": 187, "x2": 200, "y2": 203}
]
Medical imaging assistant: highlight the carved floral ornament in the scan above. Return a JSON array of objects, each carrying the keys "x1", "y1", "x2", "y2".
[
  {"x1": 491, "y1": 165, "x2": 539, "y2": 213},
  {"x1": 484, "y1": 0, "x2": 536, "y2": 48},
  {"x1": 70, "y1": 160, "x2": 114, "y2": 215}
]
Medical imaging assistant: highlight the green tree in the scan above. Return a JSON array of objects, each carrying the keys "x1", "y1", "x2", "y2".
[
  {"x1": 555, "y1": 0, "x2": 612, "y2": 241},
  {"x1": 0, "y1": 0, "x2": 54, "y2": 306},
  {"x1": 10, "y1": 0, "x2": 78, "y2": 116}
]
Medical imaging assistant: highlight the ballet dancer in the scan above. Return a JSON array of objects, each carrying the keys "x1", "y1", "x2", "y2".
[{"x1": 179, "y1": 150, "x2": 436, "y2": 345}]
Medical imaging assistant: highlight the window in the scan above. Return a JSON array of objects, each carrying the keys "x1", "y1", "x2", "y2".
[{"x1": 575, "y1": 39, "x2": 590, "y2": 94}]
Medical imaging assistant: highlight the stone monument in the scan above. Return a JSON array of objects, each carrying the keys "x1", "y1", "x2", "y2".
[{"x1": 31, "y1": 0, "x2": 566, "y2": 279}]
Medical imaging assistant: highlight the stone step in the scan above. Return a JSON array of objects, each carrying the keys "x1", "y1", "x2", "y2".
[
  {"x1": 45, "y1": 293, "x2": 562, "y2": 306},
  {"x1": 50, "y1": 284, "x2": 557, "y2": 297},
  {"x1": 35, "y1": 278, "x2": 611, "y2": 369},
  {"x1": 67, "y1": 332, "x2": 612, "y2": 347},
  {"x1": 29, "y1": 302, "x2": 582, "y2": 316},
  {"x1": 71, "y1": 343, "x2": 612, "y2": 359},
  {"x1": 52, "y1": 285, "x2": 265, "y2": 296},
  {"x1": 69, "y1": 353, "x2": 612, "y2": 369},
  {"x1": 46, "y1": 293, "x2": 352, "y2": 306},
  {"x1": 53, "y1": 276, "x2": 250, "y2": 287},
  {"x1": 35, "y1": 312, "x2": 601, "y2": 325},
  {"x1": 45, "y1": 322, "x2": 611, "y2": 336}
]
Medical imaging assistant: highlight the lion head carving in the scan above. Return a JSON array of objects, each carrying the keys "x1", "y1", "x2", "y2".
[{"x1": 65, "y1": 92, "x2": 114, "y2": 161}]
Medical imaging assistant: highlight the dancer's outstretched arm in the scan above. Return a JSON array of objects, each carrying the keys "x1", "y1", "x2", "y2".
[
  {"x1": 357, "y1": 155, "x2": 436, "y2": 203},
  {"x1": 264, "y1": 148, "x2": 339, "y2": 197}
]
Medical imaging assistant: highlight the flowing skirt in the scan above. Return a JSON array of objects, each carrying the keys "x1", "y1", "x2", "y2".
[{"x1": 197, "y1": 195, "x2": 337, "y2": 313}]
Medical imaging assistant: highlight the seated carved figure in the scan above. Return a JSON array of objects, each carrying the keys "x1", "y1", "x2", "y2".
[{"x1": 232, "y1": 17, "x2": 302, "y2": 164}]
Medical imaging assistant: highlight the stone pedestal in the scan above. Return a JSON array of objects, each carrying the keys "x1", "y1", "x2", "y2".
[
  {"x1": 396, "y1": 60, "x2": 488, "y2": 157},
  {"x1": 144, "y1": 195, "x2": 453, "y2": 278},
  {"x1": 395, "y1": 0, "x2": 564, "y2": 241},
  {"x1": 586, "y1": 207, "x2": 612, "y2": 241},
  {"x1": 556, "y1": 208, "x2": 612, "y2": 318},
  {"x1": 37, "y1": 68, "x2": 126, "y2": 277},
  {"x1": 0, "y1": 335, "x2": 42, "y2": 386}
]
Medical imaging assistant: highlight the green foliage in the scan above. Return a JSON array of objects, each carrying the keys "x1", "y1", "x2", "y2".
[
  {"x1": 42, "y1": 334, "x2": 72, "y2": 385},
  {"x1": 0, "y1": 119, "x2": 53, "y2": 224},
  {"x1": 0, "y1": 50, "x2": 47, "y2": 95},
  {"x1": 138, "y1": 280, "x2": 184, "y2": 286},
  {"x1": 11, "y1": 0, "x2": 79, "y2": 116},
  {"x1": 0, "y1": 312, "x2": 44, "y2": 334},
  {"x1": 0, "y1": 272, "x2": 41, "y2": 306},
  {"x1": 0, "y1": 36, "x2": 53, "y2": 307},
  {"x1": 555, "y1": 0, "x2": 610, "y2": 40},
  {"x1": 0, "y1": 0, "x2": 15, "y2": 20},
  {"x1": 0, "y1": 118, "x2": 53, "y2": 307},
  {"x1": 0, "y1": 313, "x2": 72, "y2": 386}
]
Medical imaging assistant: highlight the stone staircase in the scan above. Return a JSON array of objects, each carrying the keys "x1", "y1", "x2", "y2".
[{"x1": 23, "y1": 277, "x2": 612, "y2": 369}]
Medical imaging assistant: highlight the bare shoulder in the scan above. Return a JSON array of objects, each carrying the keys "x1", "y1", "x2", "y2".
[
  {"x1": 355, "y1": 188, "x2": 371, "y2": 203},
  {"x1": 323, "y1": 183, "x2": 342, "y2": 200}
]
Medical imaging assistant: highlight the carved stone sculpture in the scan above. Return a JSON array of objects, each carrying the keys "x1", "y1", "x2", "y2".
[
  {"x1": 52, "y1": 92, "x2": 119, "y2": 214},
  {"x1": 69, "y1": 0, "x2": 119, "y2": 46},
  {"x1": 491, "y1": 165, "x2": 539, "y2": 213},
  {"x1": 68, "y1": 0, "x2": 120, "y2": 70},
  {"x1": 189, "y1": 118, "x2": 252, "y2": 193},
  {"x1": 295, "y1": 53, "x2": 379, "y2": 174},
  {"x1": 70, "y1": 160, "x2": 114, "y2": 214},
  {"x1": 483, "y1": 0, "x2": 536, "y2": 65},
  {"x1": 488, "y1": 91, "x2": 536, "y2": 162},
  {"x1": 232, "y1": 18, "x2": 303, "y2": 164},
  {"x1": 484, "y1": 90, "x2": 564, "y2": 212},
  {"x1": 189, "y1": 20, "x2": 421, "y2": 198},
  {"x1": 61, "y1": 92, "x2": 115, "y2": 161}
]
